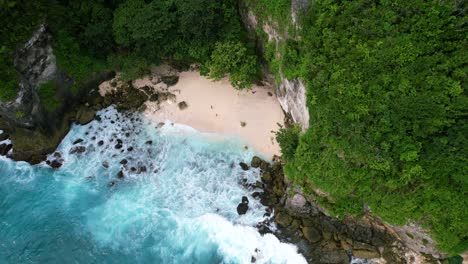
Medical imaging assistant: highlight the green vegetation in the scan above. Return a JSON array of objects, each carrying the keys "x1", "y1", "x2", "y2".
[
  {"x1": 264, "y1": 0, "x2": 467, "y2": 254},
  {"x1": 2, "y1": 0, "x2": 466, "y2": 256},
  {"x1": 1, "y1": 0, "x2": 258, "y2": 106},
  {"x1": 208, "y1": 41, "x2": 259, "y2": 89},
  {"x1": 14, "y1": 111, "x2": 25, "y2": 119},
  {"x1": 38, "y1": 80, "x2": 62, "y2": 112}
]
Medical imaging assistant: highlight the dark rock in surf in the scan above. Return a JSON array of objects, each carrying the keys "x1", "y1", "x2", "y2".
[
  {"x1": 117, "y1": 170, "x2": 124, "y2": 179},
  {"x1": 237, "y1": 196, "x2": 249, "y2": 215},
  {"x1": 239, "y1": 162, "x2": 249, "y2": 171},
  {"x1": 0, "y1": 143, "x2": 13, "y2": 155},
  {"x1": 69, "y1": 146, "x2": 86, "y2": 154},
  {"x1": 102, "y1": 161, "x2": 109, "y2": 169},
  {"x1": 73, "y1": 138, "x2": 84, "y2": 145}
]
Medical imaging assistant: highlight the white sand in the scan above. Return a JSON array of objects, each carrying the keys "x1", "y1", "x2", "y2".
[{"x1": 141, "y1": 71, "x2": 285, "y2": 160}]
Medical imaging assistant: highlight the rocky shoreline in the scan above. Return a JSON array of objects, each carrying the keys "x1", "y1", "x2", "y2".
[
  {"x1": 238, "y1": 156, "x2": 450, "y2": 264},
  {"x1": 1, "y1": 67, "x2": 453, "y2": 263}
]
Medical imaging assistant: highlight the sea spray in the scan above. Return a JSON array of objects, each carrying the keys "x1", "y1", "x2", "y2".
[{"x1": 0, "y1": 107, "x2": 306, "y2": 263}]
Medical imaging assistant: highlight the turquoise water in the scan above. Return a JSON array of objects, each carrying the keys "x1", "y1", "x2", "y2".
[{"x1": 0, "y1": 107, "x2": 306, "y2": 264}]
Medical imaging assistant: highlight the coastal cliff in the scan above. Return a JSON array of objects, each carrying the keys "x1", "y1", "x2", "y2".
[
  {"x1": 0, "y1": 25, "x2": 113, "y2": 163},
  {"x1": 238, "y1": 1, "x2": 459, "y2": 263}
]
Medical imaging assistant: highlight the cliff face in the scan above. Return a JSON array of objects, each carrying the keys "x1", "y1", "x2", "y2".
[
  {"x1": 240, "y1": 6, "x2": 310, "y2": 130},
  {"x1": 0, "y1": 25, "x2": 113, "y2": 163},
  {"x1": 0, "y1": 25, "x2": 60, "y2": 129}
]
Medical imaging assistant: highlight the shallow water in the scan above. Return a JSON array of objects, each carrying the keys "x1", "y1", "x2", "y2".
[{"x1": 0, "y1": 107, "x2": 306, "y2": 264}]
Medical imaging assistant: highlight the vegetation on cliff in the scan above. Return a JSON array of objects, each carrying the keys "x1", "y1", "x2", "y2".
[
  {"x1": 0, "y1": 0, "x2": 259, "y2": 98},
  {"x1": 261, "y1": 0, "x2": 467, "y2": 254}
]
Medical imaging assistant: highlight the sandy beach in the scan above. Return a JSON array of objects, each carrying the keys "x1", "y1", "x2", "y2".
[
  {"x1": 99, "y1": 68, "x2": 285, "y2": 160},
  {"x1": 143, "y1": 71, "x2": 284, "y2": 160}
]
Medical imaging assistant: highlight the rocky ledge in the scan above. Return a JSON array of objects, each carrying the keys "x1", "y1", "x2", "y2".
[{"x1": 240, "y1": 156, "x2": 449, "y2": 264}]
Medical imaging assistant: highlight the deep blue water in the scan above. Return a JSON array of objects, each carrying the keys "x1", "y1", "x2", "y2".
[{"x1": 0, "y1": 107, "x2": 306, "y2": 264}]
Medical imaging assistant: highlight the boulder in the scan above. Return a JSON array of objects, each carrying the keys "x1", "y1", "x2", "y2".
[
  {"x1": 69, "y1": 146, "x2": 86, "y2": 154},
  {"x1": 301, "y1": 226, "x2": 322, "y2": 243},
  {"x1": 73, "y1": 138, "x2": 84, "y2": 145},
  {"x1": 49, "y1": 159, "x2": 63, "y2": 169},
  {"x1": 275, "y1": 211, "x2": 292, "y2": 227},
  {"x1": 178, "y1": 101, "x2": 188, "y2": 110},
  {"x1": 161, "y1": 75, "x2": 179, "y2": 86},
  {"x1": 76, "y1": 106, "x2": 95, "y2": 125},
  {"x1": 250, "y1": 156, "x2": 262, "y2": 168},
  {"x1": 237, "y1": 196, "x2": 249, "y2": 215},
  {"x1": 0, "y1": 143, "x2": 13, "y2": 155},
  {"x1": 286, "y1": 193, "x2": 309, "y2": 214},
  {"x1": 239, "y1": 162, "x2": 249, "y2": 171},
  {"x1": 117, "y1": 170, "x2": 124, "y2": 179},
  {"x1": 261, "y1": 171, "x2": 272, "y2": 183}
]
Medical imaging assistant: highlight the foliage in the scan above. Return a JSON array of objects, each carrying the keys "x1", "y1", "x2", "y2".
[
  {"x1": 209, "y1": 41, "x2": 259, "y2": 89},
  {"x1": 259, "y1": 0, "x2": 468, "y2": 254},
  {"x1": 0, "y1": 0, "x2": 49, "y2": 101},
  {"x1": 275, "y1": 125, "x2": 301, "y2": 162},
  {"x1": 108, "y1": 53, "x2": 150, "y2": 81},
  {"x1": 38, "y1": 80, "x2": 62, "y2": 112},
  {"x1": 53, "y1": 30, "x2": 108, "y2": 94},
  {"x1": 14, "y1": 111, "x2": 25, "y2": 119}
]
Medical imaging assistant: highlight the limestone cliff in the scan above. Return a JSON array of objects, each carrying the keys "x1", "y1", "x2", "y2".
[{"x1": 240, "y1": 3, "x2": 310, "y2": 130}]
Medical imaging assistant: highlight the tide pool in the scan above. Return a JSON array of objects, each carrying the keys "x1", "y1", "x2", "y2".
[{"x1": 0, "y1": 107, "x2": 306, "y2": 264}]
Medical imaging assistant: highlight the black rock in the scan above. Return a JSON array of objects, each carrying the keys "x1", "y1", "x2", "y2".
[
  {"x1": 0, "y1": 131, "x2": 9, "y2": 141},
  {"x1": 115, "y1": 143, "x2": 123, "y2": 149},
  {"x1": 239, "y1": 162, "x2": 249, "y2": 171},
  {"x1": 102, "y1": 161, "x2": 109, "y2": 168},
  {"x1": 73, "y1": 139, "x2": 84, "y2": 145},
  {"x1": 117, "y1": 170, "x2": 125, "y2": 179},
  {"x1": 252, "y1": 192, "x2": 261, "y2": 199},
  {"x1": 237, "y1": 203, "x2": 249, "y2": 215},
  {"x1": 53, "y1": 152, "x2": 62, "y2": 158},
  {"x1": 50, "y1": 159, "x2": 63, "y2": 169},
  {"x1": 127, "y1": 147, "x2": 134, "y2": 152},
  {"x1": 98, "y1": 140, "x2": 104, "y2": 146},
  {"x1": 251, "y1": 256, "x2": 256, "y2": 263},
  {"x1": 0, "y1": 143, "x2": 12, "y2": 155},
  {"x1": 145, "y1": 140, "x2": 152, "y2": 145},
  {"x1": 69, "y1": 146, "x2": 86, "y2": 154},
  {"x1": 242, "y1": 196, "x2": 249, "y2": 204},
  {"x1": 120, "y1": 159, "x2": 128, "y2": 165}
]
